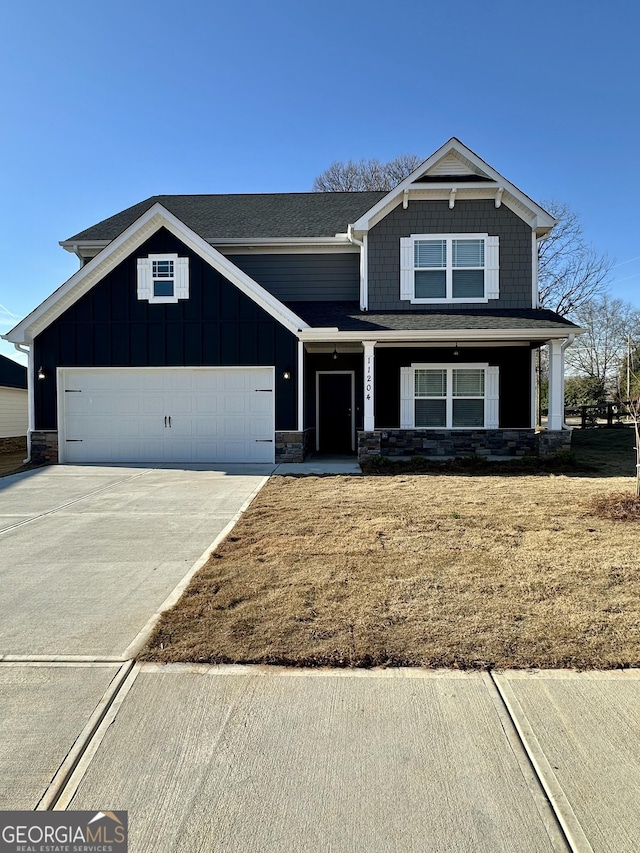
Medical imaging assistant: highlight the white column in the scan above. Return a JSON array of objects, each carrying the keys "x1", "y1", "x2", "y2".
[
  {"x1": 363, "y1": 341, "x2": 376, "y2": 431},
  {"x1": 547, "y1": 339, "x2": 565, "y2": 431},
  {"x1": 297, "y1": 340, "x2": 304, "y2": 432}
]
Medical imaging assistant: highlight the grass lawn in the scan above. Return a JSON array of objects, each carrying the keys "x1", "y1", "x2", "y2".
[{"x1": 140, "y1": 427, "x2": 640, "y2": 669}]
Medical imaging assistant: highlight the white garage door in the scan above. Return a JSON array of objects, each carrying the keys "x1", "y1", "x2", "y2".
[{"x1": 58, "y1": 368, "x2": 275, "y2": 463}]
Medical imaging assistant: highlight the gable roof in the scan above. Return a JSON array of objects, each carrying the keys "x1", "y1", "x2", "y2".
[
  {"x1": 0, "y1": 353, "x2": 27, "y2": 389},
  {"x1": 351, "y1": 138, "x2": 557, "y2": 237},
  {"x1": 62, "y1": 192, "x2": 386, "y2": 246},
  {"x1": 5, "y1": 204, "x2": 310, "y2": 345}
]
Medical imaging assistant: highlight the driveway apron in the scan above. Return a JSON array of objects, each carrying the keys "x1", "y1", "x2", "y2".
[{"x1": 0, "y1": 464, "x2": 272, "y2": 658}]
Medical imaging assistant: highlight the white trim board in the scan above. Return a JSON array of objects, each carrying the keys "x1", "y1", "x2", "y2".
[
  {"x1": 5, "y1": 204, "x2": 310, "y2": 345},
  {"x1": 351, "y1": 138, "x2": 557, "y2": 236}
]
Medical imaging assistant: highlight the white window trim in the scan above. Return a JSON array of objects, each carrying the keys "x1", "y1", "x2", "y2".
[
  {"x1": 400, "y1": 363, "x2": 499, "y2": 430},
  {"x1": 400, "y1": 233, "x2": 499, "y2": 304},
  {"x1": 137, "y1": 253, "x2": 190, "y2": 304}
]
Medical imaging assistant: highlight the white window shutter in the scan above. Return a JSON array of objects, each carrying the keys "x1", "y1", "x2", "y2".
[
  {"x1": 485, "y1": 366, "x2": 499, "y2": 428},
  {"x1": 485, "y1": 236, "x2": 499, "y2": 299},
  {"x1": 400, "y1": 367, "x2": 413, "y2": 428},
  {"x1": 175, "y1": 257, "x2": 189, "y2": 299},
  {"x1": 137, "y1": 258, "x2": 152, "y2": 300},
  {"x1": 400, "y1": 237, "x2": 414, "y2": 300}
]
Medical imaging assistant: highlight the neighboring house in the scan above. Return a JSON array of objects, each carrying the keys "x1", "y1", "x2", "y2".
[
  {"x1": 0, "y1": 353, "x2": 28, "y2": 452},
  {"x1": 3, "y1": 138, "x2": 579, "y2": 466}
]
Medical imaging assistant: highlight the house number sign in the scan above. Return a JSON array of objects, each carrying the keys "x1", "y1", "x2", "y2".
[{"x1": 366, "y1": 354, "x2": 373, "y2": 401}]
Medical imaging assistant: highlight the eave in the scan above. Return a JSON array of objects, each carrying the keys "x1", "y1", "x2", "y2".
[{"x1": 298, "y1": 328, "x2": 585, "y2": 344}]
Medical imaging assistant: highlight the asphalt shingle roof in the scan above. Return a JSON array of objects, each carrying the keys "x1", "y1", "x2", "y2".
[
  {"x1": 286, "y1": 303, "x2": 579, "y2": 333},
  {"x1": 65, "y1": 192, "x2": 387, "y2": 243},
  {"x1": 0, "y1": 353, "x2": 27, "y2": 389}
]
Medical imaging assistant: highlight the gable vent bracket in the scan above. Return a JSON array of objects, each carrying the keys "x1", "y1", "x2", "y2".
[
  {"x1": 449, "y1": 188, "x2": 457, "y2": 210},
  {"x1": 495, "y1": 187, "x2": 504, "y2": 209},
  {"x1": 403, "y1": 189, "x2": 409, "y2": 210}
]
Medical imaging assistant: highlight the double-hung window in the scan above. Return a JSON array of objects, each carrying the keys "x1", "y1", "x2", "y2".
[
  {"x1": 137, "y1": 253, "x2": 190, "y2": 304},
  {"x1": 400, "y1": 234, "x2": 499, "y2": 303},
  {"x1": 400, "y1": 364, "x2": 499, "y2": 429}
]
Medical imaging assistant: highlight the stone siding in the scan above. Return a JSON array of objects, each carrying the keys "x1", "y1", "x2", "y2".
[
  {"x1": 0, "y1": 436, "x2": 27, "y2": 454},
  {"x1": 30, "y1": 431, "x2": 59, "y2": 465},
  {"x1": 538, "y1": 430, "x2": 572, "y2": 455},
  {"x1": 358, "y1": 429, "x2": 538, "y2": 461},
  {"x1": 275, "y1": 429, "x2": 313, "y2": 463}
]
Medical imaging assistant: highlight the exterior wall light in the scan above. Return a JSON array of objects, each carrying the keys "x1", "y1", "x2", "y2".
[
  {"x1": 283, "y1": 369, "x2": 291, "y2": 380},
  {"x1": 37, "y1": 366, "x2": 46, "y2": 380}
]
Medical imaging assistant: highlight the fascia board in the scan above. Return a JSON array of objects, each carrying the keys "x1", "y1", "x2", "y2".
[
  {"x1": 298, "y1": 327, "x2": 584, "y2": 343},
  {"x1": 60, "y1": 235, "x2": 353, "y2": 252},
  {"x1": 351, "y1": 138, "x2": 556, "y2": 232},
  {"x1": 5, "y1": 203, "x2": 309, "y2": 344}
]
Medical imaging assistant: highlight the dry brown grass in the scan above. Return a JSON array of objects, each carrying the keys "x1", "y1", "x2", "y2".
[
  {"x1": 141, "y1": 469, "x2": 640, "y2": 670},
  {"x1": 589, "y1": 492, "x2": 640, "y2": 522}
]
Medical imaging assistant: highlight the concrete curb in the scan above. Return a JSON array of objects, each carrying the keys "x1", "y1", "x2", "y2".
[
  {"x1": 491, "y1": 672, "x2": 594, "y2": 853},
  {"x1": 36, "y1": 660, "x2": 135, "y2": 811},
  {"x1": 120, "y1": 475, "x2": 272, "y2": 660}
]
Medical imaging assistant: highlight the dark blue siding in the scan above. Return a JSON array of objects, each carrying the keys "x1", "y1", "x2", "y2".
[
  {"x1": 226, "y1": 252, "x2": 359, "y2": 302},
  {"x1": 375, "y1": 346, "x2": 532, "y2": 428},
  {"x1": 34, "y1": 228, "x2": 298, "y2": 430}
]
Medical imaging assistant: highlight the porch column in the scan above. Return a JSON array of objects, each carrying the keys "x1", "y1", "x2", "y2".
[
  {"x1": 547, "y1": 338, "x2": 566, "y2": 431},
  {"x1": 297, "y1": 340, "x2": 304, "y2": 432},
  {"x1": 363, "y1": 340, "x2": 376, "y2": 431}
]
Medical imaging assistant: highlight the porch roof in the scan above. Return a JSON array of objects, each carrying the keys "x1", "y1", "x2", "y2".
[{"x1": 287, "y1": 302, "x2": 579, "y2": 334}]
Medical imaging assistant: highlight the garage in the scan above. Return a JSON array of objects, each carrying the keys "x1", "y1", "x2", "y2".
[{"x1": 58, "y1": 368, "x2": 275, "y2": 464}]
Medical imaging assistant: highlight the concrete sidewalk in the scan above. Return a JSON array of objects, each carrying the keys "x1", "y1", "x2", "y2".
[{"x1": 45, "y1": 663, "x2": 640, "y2": 853}]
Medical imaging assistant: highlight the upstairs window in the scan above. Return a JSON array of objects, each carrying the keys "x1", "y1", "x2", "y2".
[
  {"x1": 137, "y1": 253, "x2": 189, "y2": 304},
  {"x1": 400, "y1": 234, "x2": 499, "y2": 303}
]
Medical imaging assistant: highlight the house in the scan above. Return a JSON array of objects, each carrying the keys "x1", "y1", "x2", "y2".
[
  {"x1": 3, "y1": 139, "x2": 579, "y2": 466},
  {"x1": 0, "y1": 353, "x2": 28, "y2": 453}
]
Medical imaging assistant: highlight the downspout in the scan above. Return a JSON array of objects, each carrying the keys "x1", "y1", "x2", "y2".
[
  {"x1": 13, "y1": 342, "x2": 33, "y2": 463},
  {"x1": 561, "y1": 333, "x2": 575, "y2": 430},
  {"x1": 347, "y1": 225, "x2": 367, "y2": 311}
]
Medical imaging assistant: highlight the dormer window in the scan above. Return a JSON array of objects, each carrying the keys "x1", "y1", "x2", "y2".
[
  {"x1": 400, "y1": 234, "x2": 499, "y2": 303},
  {"x1": 137, "y1": 253, "x2": 189, "y2": 304}
]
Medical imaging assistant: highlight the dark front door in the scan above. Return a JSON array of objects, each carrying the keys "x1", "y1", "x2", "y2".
[{"x1": 318, "y1": 373, "x2": 353, "y2": 453}]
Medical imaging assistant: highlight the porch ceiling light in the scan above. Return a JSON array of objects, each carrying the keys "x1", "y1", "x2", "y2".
[{"x1": 332, "y1": 345, "x2": 338, "y2": 360}]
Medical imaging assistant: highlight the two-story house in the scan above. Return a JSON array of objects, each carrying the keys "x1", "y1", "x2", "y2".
[{"x1": 4, "y1": 139, "x2": 578, "y2": 465}]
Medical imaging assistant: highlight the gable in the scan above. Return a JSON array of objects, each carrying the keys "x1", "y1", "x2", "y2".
[
  {"x1": 351, "y1": 138, "x2": 556, "y2": 236},
  {"x1": 5, "y1": 204, "x2": 309, "y2": 345}
]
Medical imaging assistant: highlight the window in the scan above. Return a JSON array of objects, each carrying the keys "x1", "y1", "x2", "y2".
[
  {"x1": 137, "y1": 254, "x2": 189, "y2": 304},
  {"x1": 400, "y1": 234, "x2": 499, "y2": 303},
  {"x1": 400, "y1": 364, "x2": 499, "y2": 429}
]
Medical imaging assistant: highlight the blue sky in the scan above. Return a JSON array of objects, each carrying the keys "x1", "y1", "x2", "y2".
[{"x1": 1, "y1": 0, "x2": 639, "y2": 364}]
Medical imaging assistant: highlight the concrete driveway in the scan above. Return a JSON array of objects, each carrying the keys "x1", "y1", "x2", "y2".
[{"x1": 0, "y1": 464, "x2": 272, "y2": 658}]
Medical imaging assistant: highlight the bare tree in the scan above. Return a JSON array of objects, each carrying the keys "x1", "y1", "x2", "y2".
[
  {"x1": 312, "y1": 155, "x2": 423, "y2": 192},
  {"x1": 564, "y1": 296, "x2": 640, "y2": 392},
  {"x1": 538, "y1": 201, "x2": 613, "y2": 316}
]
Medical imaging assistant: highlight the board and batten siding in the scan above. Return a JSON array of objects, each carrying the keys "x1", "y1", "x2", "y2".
[
  {"x1": 0, "y1": 387, "x2": 28, "y2": 438},
  {"x1": 374, "y1": 346, "x2": 532, "y2": 429},
  {"x1": 226, "y1": 253, "x2": 360, "y2": 302},
  {"x1": 368, "y1": 200, "x2": 533, "y2": 311},
  {"x1": 33, "y1": 228, "x2": 298, "y2": 431}
]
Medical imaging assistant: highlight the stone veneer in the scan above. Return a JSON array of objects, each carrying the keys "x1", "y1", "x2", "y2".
[
  {"x1": 358, "y1": 428, "x2": 572, "y2": 461},
  {"x1": 30, "y1": 431, "x2": 59, "y2": 464},
  {"x1": 537, "y1": 430, "x2": 572, "y2": 455},
  {"x1": 0, "y1": 436, "x2": 27, "y2": 454},
  {"x1": 274, "y1": 430, "x2": 313, "y2": 463}
]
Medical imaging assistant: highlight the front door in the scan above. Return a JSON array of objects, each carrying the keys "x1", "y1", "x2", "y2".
[{"x1": 317, "y1": 372, "x2": 354, "y2": 453}]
